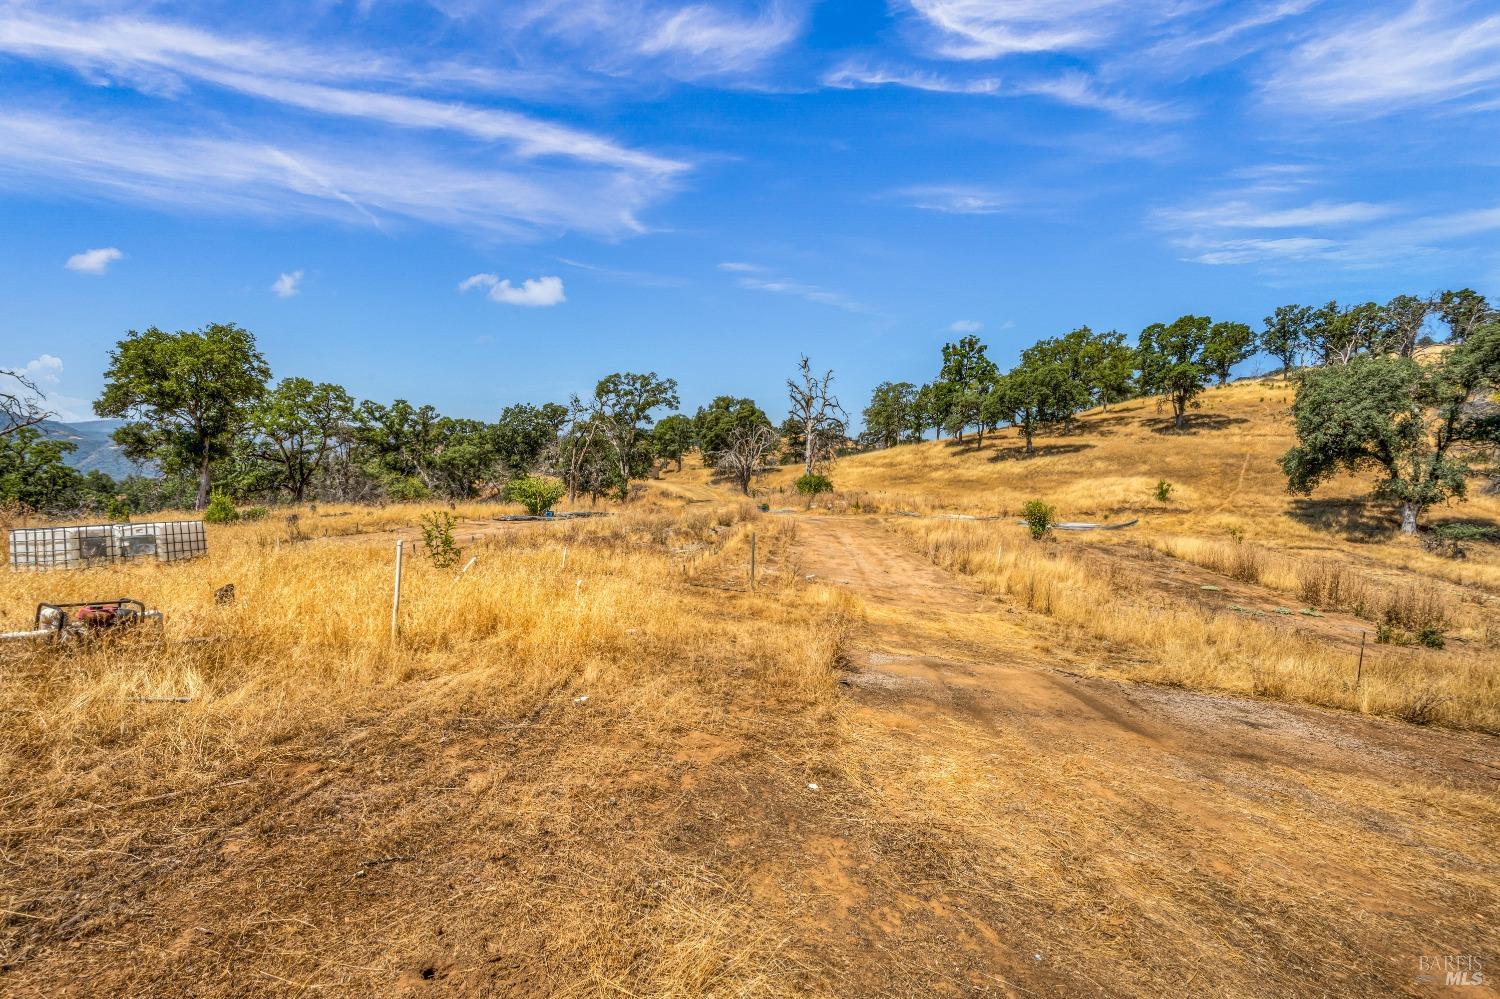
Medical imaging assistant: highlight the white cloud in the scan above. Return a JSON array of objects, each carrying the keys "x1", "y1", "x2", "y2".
[
  {"x1": 1262, "y1": 2, "x2": 1500, "y2": 115},
  {"x1": 64, "y1": 246, "x2": 122, "y2": 274},
  {"x1": 716, "y1": 261, "x2": 762, "y2": 272},
  {"x1": 3, "y1": 354, "x2": 92, "y2": 421},
  {"x1": 271, "y1": 269, "x2": 304, "y2": 298},
  {"x1": 21, "y1": 353, "x2": 63, "y2": 384},
  {"x1": 899, "y1": 184, "x2": 1012, "y2": 215},
  {"x1": 460, "y1": 273, "x2": 566, "y2": 306},
  {"x1": 459, "y1": 272, "x2": 500, "y2": 292},
  {"x1": 949, "y1": 319, "x2": 982, "y2": 332}
]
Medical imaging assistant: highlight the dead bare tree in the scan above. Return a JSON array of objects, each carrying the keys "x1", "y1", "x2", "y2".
[
  {"x1": 1, "y1": 368, "x2": 49, "y2": 436},
  {"x1": 560, "y1": 395, "x2": 604, "y2": 504},
  {"x1": 716, "y1": 423, "x2": 778, "y2": 495},
  {"x1": 786, "y1": 355, "x2": 846, "y2": 477}
]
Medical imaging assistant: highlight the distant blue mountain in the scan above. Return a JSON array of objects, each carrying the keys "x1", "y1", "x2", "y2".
[{"x1": 33, "y1": 419, "x2": 159, "y2": 480}]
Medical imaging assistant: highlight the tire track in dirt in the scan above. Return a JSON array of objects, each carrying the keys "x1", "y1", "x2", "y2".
[
  {"x1": 795, "y1": 514, "x2": 1497, "y2": 782},
  {"x1": 788, "y1": 514, "x2": 1499, "y2": 995}
]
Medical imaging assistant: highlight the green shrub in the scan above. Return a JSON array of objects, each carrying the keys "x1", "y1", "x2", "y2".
[
  {"x1": 105, "y1": 495, "x2": 131, "y2": 521},
  {"x1": 420, "y1": 511, "x2": 461, "y2": 568},
  {"x1": 795, "y1": 473, "x2": 833, "y2": 508},
  {"x1": 203, "y1": 492, "x2": 239, "y2": 524},
  {"x1": 1154, "y1": 480, "x2": 1173, "y2": 502},
  {"x1": 239, "y1": 506, "x2": 269, "y2": 522},
  {"x1": 505, "y1": 475, "x2": 566, "y2": 516},
  {"x1": 384, "y1": 475, "x2": 430, "y2": 502},
  {"x1": 1022, "y1": 499, "x2": 1056, "y2": 540},
  {"x1": 1430, "y1": 523, "x2": 1498, "y2": 543}
]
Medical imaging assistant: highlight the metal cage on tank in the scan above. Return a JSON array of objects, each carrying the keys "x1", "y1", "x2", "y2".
[{"x1": 6, "y1": 520, "x2": 207, "y2": 571}]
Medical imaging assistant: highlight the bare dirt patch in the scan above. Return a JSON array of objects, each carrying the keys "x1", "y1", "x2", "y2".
[{"x1": 793, "y1": 514, "x2": 1499, "y2": 997}]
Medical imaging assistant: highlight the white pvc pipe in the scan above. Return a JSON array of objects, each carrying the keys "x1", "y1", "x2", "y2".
[{"x1": 0, "y1": 628, "x2": 55, "y2": 642}]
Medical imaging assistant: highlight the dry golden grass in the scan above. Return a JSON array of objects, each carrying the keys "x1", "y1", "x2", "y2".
[
  {"x1": 1147, "y1": 535, "x2": 1479, "y2": 639},
  {"x1": 889, "y1": 517, "x2": 1498, "y2": 730},
  {"x1": 0, "y1": 503, "x2": 875, "y2": 995},
  {"x1": 823, "y1": 378, "x2": 1500, "y2": 582}
]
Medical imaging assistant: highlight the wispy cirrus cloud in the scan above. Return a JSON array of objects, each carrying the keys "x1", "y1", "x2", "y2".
[
  {"x1": 897, "y1": 184, "x2": 1013, "y2": 215},
  {"x1": 554, "y1": 256, "x2": 688, "y2": 288},
  {"x1": 824, "y1": 61, "x2": 1176, "y2": 120},
  {"x1": 1172, "y1": 235, "x2": 1341, "y2": 266},
  {"x1": 1142, "y1": 0, "x2": 1319, "y2": 62},
  {"x1": 0, "y1": 7, "x2": 685, "y2": 173},
  {"x1": 0, "y1": 106, "x2": 667, "y2": 239},
  {"x1": 1155, "y1": 165, "x2": 1500, "y2": 270},
  {"x1": 0, "y1": 5, "x2": 686, "y2": 237},
  {"x1": 822, "y1": 62, "x2": 1000, "y2": 94},
  {"x1": 1154, "y1": 199, "x2": 1396, "y2": 230},
  {"x1": 906, "y1": 0, "x2": 1141, "y2": 59},
  {"x1": 725, "y1": 262, "x2": 870, "y2": 313},
  {"x1": 1260, "y1": 1, "x2": 1500, "y2": 115},
  {"x1": 500, "y1": 0, "x2": 803, "y2": 79},
  {"x1": 736, "y1": 276, "x2": 867, "y2": 312},
  {"x1": 1014, "y1": 72, "x2": 1181, "y2": 122},
  {"x1": 637, "y1": 3, "x2": 803, "y2": 74}
]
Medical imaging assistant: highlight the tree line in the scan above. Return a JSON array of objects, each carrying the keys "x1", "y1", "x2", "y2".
[
  {"x1": 859, "y1": 288, "x2": 1498, "y2": 533},
  {"x1": 860, "y1": 319, "x2": 1252, "y2": 450},
  {"x1": 863, "y1": 291, "x2": 1492, "y2": 451},
  {"x1": 1, "y1": 326, "x2": 849, "y2": 515}
]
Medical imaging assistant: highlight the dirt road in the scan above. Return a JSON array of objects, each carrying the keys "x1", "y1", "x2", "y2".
[{"x1": 792, "y1": 514, "x2": 1499, "y2": 997}]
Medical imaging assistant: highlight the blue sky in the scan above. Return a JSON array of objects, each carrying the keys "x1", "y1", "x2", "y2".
[{"x1": 2, "y1": 0, "x2": 1498, "y2": 425}]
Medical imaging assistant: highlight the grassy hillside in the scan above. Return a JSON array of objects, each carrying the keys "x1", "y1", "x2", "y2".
[
  {"x1": 764, "y1": 376, "x2": 1499, "y2": 730},
  {"x1": 833, "y1": 376, "x2": 1496, "y2": 528}
]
